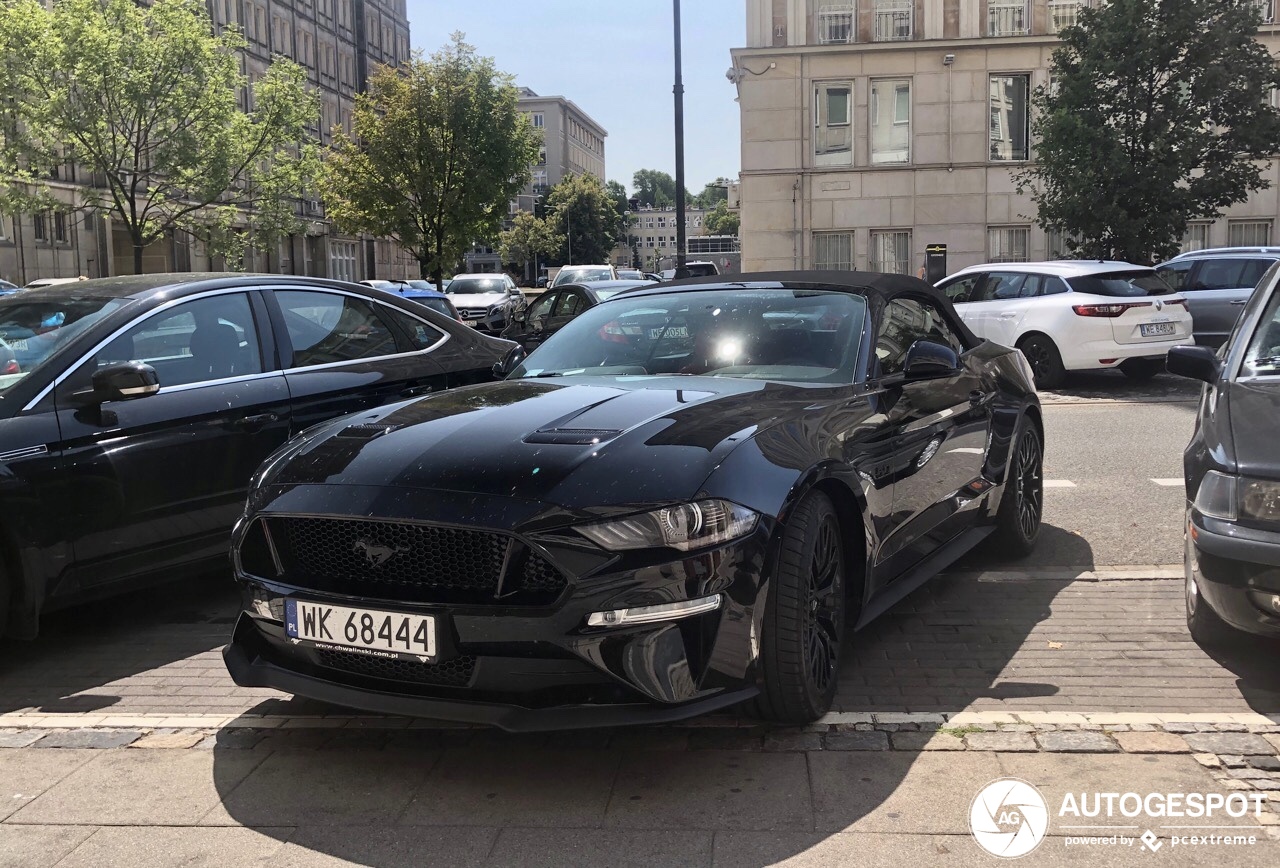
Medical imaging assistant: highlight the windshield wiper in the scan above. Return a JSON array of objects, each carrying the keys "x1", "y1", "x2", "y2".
[
  {"x1": 1249, "y1": 355, "x2": 1280, "y2": 368},
  {"x1": 522, "y1": 371, "x2": 569, "y2": 378}
]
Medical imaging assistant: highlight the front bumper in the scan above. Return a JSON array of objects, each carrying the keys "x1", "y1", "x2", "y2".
[
  {"x1": 1187, "y1": 510, "x2": 1280, "y2": 637},
  {"x1": 456, "y1": 308, "x2": 507, "y2": 332},
  {"x1": 224, "y1": 511, "x2": 774, "y2": 730}
]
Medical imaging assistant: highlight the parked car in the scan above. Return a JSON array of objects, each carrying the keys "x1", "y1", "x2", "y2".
[
  {"x1": 499, "y1": 280, "x2": 654, "y2": 354},
  {"x1": 443, "y1": 273, "x2": 526, "y2": 332},
  {"x1": 224, "y1": 271, "x2": 1042, "y2": 730},
  {"x1": 360, "y1": 279, "x2": 462, "y2": 323},
  {"x1": 23, "y1": 276, "x2": 85, "y2": 290},
  {"x1": 0, "y1": 280, "x2": 20, "y2": 295},
  {"x1": 0, "y1": 273, "x2": 517, "y2": 640},
  {"x1": 936, "y1": 261, "x2": 1193, "y2": 389},
  {"x1": 644, "y1": 272, "x2": 664, "y2": 283},
  {"x1": 1169, "y1": 260, "x2": 1280, "y2": 644},
  {"x1": 615, "y1": 269, "x2": 656, "y2": 282},
  {"x1": 1155, "y1": 252, "x2": 1280, "y2": 348},
  {"x1": 549, "y1": 265, "x2": 618, "y2": 288},
  {"x1": 660, "y1": 261, "x2": 721, "y2": 280}
]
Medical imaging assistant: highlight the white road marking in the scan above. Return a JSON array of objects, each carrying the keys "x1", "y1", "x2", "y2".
[
  {"x1": 1151, "y1": 478, "x2": 1184, "y2": 487},
  {"x1": 1043, "y1": 479, "x2": 1076, "y2": 488}
]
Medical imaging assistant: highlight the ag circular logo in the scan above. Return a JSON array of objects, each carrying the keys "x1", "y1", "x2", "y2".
[{"x1": 970, "y1": 778, "x2": 1050, "y2": 858}]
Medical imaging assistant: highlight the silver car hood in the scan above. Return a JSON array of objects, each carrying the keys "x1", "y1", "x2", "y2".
[{"x1": 446, "y1": 292, "x2": 509, "y2": 308}]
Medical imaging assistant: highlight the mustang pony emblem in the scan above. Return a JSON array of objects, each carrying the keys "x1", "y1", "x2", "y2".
[{"x1": 352, "y1": 538, "x2": 407, "y2": 566}]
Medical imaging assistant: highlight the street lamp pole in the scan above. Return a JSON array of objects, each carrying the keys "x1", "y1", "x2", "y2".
[{"x1": 672, "y1": 0, "x2": 689, "y2": 279}]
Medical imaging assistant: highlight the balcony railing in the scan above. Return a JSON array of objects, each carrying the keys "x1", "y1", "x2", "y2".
[
  {"x1": 872, "y1": 0, "x2": 912, "y2": 42},
  {"x1": 988, "y1": 1, "x2": 1029, "y2": 37},
  {"x1": 818, "y1": 4, "x2": 855, "y2": 44}
]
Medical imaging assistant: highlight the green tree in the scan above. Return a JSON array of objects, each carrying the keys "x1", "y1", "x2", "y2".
[
  {"x1": 320, "y1": 33, "x2": 538, "y2": 285},
  {"x1": 704, "y1": 199, "x2": 740, "y2": 236},
  {"x1": 0, "y1": 0, "x2": 318, "y2": 274},
  {"x1": 545, "y1": 173, "x2": 618, "y2": 265},
  {"x1": 1016, "y1": 0, "x2": 1280, "y2": 264},
  {"x1": 498, "y1": 211, "x2": 559, "y2": 283},
  {"x1": 693, "y1": 178, "x2": 732, "y2": 209},
  {"x1": 632, "y1": 168, "x2": 685, "y2": 209}
]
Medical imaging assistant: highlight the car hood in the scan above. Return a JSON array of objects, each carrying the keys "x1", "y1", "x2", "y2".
[
  {"x1": 1228, "y1": 379, "x2": 1280, "y2": 479},
  {"x1": 445, "y1": 292, "x2": 508, "y2": 307},
  {"x1": 262, "y1": 377, "x2": 830, "y2": 511}
]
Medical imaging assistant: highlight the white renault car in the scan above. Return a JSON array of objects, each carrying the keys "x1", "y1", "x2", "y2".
[{"x1": 936, "y1": 261, "x2": 1194, "y2": 389}]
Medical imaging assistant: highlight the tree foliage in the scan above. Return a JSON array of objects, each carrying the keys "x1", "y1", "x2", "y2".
[
  {"x1": 632, "y1": 168, "x2": 687, "y2": 209},
  {"x1": 692, "y1": 178, "x2": 732, "y2": 210},
  {"x1": 498, "y1": 211, "x2": 559, "y2": 279},
  {"x1": 1016, "y1": 0, "x2": 1280, "y2": 264},
  {"x1": 545, "y1": 173, "x2": 618, "y2": 266},
  {"x1": 320, "y1": 33, "x2": 538, "y2": 284},
  {"x1": 0, "y1": 0, "x2": 318, "y2": 273},
  {"x1": 704, "y1": 200, "x2": 740, "y2": 236}
]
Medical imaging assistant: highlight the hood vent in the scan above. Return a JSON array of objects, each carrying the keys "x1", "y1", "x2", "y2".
[
  {"x1": 335, "y1": 422, "x2": 400, "y2": 441},
  {"x1": 523, "y1": 427, "x2": 623, "y2": 446}
]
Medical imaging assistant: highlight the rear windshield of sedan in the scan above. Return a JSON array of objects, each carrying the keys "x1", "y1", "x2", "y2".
[
  {"x1": 1068, "y1": 271, "x2": 1173, "y2": 297},
  {"x1": 511, "y1": 288, "x2": 868, "y2": 384},
  {"x1": 0, "y1": 295, "x2": 129, "y2": 394},
  {"x1": 446, "y1": 279, "x2": 507, "y2": 294},
  {"x1": 553, "y1": 267, "x2": 612, "y2": 286}
]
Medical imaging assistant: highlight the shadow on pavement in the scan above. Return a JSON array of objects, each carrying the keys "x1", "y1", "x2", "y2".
[
  {"x1": 210, "y1": 531, "x2": 1078, "y2": 866},
  {"x1": 1039, "y1": 370, "x2": 1201, "y2": 404},
  {"x1": 952, "y1": 522, "x2": 1095, "y2": 572},
  {"x1": 0, "y1": 569, "x2": 238, "y2": 715},
  {"x1": 1201, "y1": 635, "x2": 1280, "y2": 715}
]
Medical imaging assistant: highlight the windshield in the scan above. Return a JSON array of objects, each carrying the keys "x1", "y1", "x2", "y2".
[
  {"x1": 553, "y1": 267, "x2": 612, "y2": 287},
  {"x1": 446, "y1": 278, "x2": 507, "y2": 295},
  {"x1": 1243, "y1": 281, "x2": 1280, "y2": 376},
  {"x1": 1068, "y1": 271, "x2": 1173, "y2": 298},
  {"x1": 0, "y1": 295, "x2": 129, "y2": 394},
  {"x1": 510, "y1": 287, "x2": 868, "y2": 384},
  {"x1": 417, "y1": 298, "x2": 455, "y2": 318}
]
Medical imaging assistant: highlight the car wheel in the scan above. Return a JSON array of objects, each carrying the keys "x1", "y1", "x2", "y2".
[
  {"x1": 1185, "y1": 534, "x2": 1238, "y2": 646},
  {"x1": 754, "y1": 490, "x2": 845, "y2": 724},
  {"x1": 1120, "y1": 358, "x2": 1163, "y2": 381},
  {"x1": 990, "y1": 420, "x2": 1043, "y2": 558},
  {"x1": 1016, "y1": 335, "x2": 1066, "y2": 390}
]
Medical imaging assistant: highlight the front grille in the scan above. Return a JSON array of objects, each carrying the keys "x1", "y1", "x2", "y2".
[
  {"x1": 315, "y1": 648, "x2": 476, "y2": 687},
  {"x1": 267, "y1": 517, "x2": 566, "y2": 605}
]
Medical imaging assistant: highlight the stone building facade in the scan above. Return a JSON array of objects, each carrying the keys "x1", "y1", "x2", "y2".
[{"x1": 732, "y1": 0, "x2": 1280, "y2": 276}]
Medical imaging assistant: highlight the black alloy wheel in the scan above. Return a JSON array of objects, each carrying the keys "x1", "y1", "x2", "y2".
[
  {"x1": 754, "y1": 490, "x2": 846, "y2": 724},
  {"x1": 1017, "y1": 335, "x2": 1066, "y2": 390},
  {"x1": 991, "y1": 421, "x2": 1043, "y2": 558}
]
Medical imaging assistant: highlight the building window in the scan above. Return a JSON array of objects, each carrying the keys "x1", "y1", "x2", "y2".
[
  {"x1": 988, "y1": 1, "x2": 1030, "y2": 36},
  {"x1": 870, "y1": 230, "x2": 911, "y2": 274},
  {"x1": 1046, "y1": 228, "x2": 1081, "y2": 259},
  {"x1": 989, "y1": 74, "x2": 1030, "y2": 161},
  {"x1": 536, "y1": 148, "x2": 546, "y2": 166},
  {"x1": 988, "y1": 226, "x2": 1031, "y2": 263},
  {"x1": 818, "y1": 5, "x2": 855, "y2": 44},
  {"x1": 531, "y1": 113, "x2": 544, "y2": 128},
  {"x1": 1180, "y1": 222, "x2": 1212, "y2": 254},
  {"x1": 53, "y1": 212, "x2": 67, "y2": 243},
  {"x1": 872, "y1": 0, "x2": 913, "y2": 42},
  {"x1": 1257, "y1": 0, "x2": 1275, "y2": 24},
  {"x1": 32, "y1": 212, "x2": 47, "y2": 242},
  {"x1": 1228, "y1": 219, "x2": 1272, "y2": 247},
  {"x1": 870, "y1": 79, "x2": 911, "y2": 164},
  {"x1": 0, "y1": 213, "x2": 10, "y2": 242},
  {"x1": 814, "y1": 82, "x2": 853, "y2": 167},
  {"x1": 1048, "y1": 1, "x2": 1092, "y2": 33},
  {"x1": 531, "y1": 169, "x2": 547, "y2": 189},
  {"x1": 329, "y1": 240, "x2": 357, "y2": 282},
  {"x1": 814, "y1": 232, "x2": 854, "y2": 270}
]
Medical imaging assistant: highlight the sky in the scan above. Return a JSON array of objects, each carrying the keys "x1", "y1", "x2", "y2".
[{"x1": 405, "y1": 0, "x2": 745, "y2": 196}]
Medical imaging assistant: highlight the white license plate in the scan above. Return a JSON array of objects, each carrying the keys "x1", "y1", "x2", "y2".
[
  {"x1": 285, "y1": 600, "x2": 436, "y2": 660},
  {"x1": 1140, "y1": 322, "x2": 1176, "y2": 337},
  {"x1": 6, "y1": 338, "x2": 27, "y2": 351}
]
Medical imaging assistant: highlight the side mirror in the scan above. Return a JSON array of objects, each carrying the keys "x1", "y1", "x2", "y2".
[
  {"x1": 90, "y1": 361, "x2": 160, "y2": 402},
  {"x1": 491, "y1": 345, "x2": 527, "y2": 379},
  {"x1": 902, "y1": 340, "x2": 961, "y2": 380},
  {"x1": 1166, "y1": 345, "x2": 1220, "y2": 384}
]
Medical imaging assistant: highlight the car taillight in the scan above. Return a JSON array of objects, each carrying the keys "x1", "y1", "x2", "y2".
[
  {"x1": 2, "y1": 360, "x2": 17, "y2": 375},
  {"x1": 1071, "y1": 301, "x2": 1153, "y2": 317},
  {"x1": 1165, "y1": 298, "x2": 1189, "y2": 310},
  {"x1": 598, "y1": 320, "x2": 629, "y2": 344}
]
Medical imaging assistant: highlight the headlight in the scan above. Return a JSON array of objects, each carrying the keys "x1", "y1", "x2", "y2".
[
  {"x1": 1241, "y1": 478, "x2": 1280, "y2": 525},
  {"x1": 1194, "y1": 470, "x2": 1237, "y2": 521},
  {"x1": 488, "y1": 304, "x2": 502, "y2": 315},
  {"x1": 577, "y1": 499, "x2": 759, "y2": 552}
]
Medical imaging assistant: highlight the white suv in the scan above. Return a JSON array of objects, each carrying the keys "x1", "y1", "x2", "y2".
[{"x1": 936, "y1": 261, "x2": 1193, "y2": 389}]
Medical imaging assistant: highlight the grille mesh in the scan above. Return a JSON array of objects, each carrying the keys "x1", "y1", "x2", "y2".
[{"x1": 315, "y1": 648, "x2": 476, "y2": 687}]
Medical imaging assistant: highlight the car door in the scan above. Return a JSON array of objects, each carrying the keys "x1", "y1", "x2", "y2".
[
  {"x1": 507, "y1": 291, "x2": 559, "y2": 353},
  {"x1": 547, "y1": 288, "x2": 590, "y2": 338},
  {"x1": 1180, "y1": 258, "x2": 1272, "y2": 347},
  {"x1": 54, "y1": 290, "x2": 293, "y2": 587},
  {"x1": 872, "y1": 296, "x2": 993, "y2": 580},
  {"x1": 266, "y1": 287, "x2": 450, "y2": 432},
  {"x1": 938, "y1": 272, "x2": 987, "y2": 332}
]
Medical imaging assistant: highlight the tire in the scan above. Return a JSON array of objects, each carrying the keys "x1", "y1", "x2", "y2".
[
  {"x1": 753, "y1": 490, "x2": 846, "y2": 724},
  {"x1": 990, "y1": 419, "x2": 1043, "y2": 558},
  {"x1": 1120, "y1": 358, "x2": 1163, "y2": 381},
  {"x1": 1016, "y1": 335, "x2": 1066, "y2": 390},
  {"x1": 1185, "y1": 534, "x2": 1239, "y2": 647}
]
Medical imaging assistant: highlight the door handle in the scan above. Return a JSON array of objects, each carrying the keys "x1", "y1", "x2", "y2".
[
  {"x1": 1230, "y1": 300, "x2": 1248, "y2": 306},
  {"x1": 237, "y1": 413, "x2": 279, "y2": 429},
  {"x1": 400, "y1": 384, "x2": 435, "y2": 398}
]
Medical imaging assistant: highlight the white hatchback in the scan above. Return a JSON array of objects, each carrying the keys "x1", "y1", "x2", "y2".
[{"x1": 936, "y1": 261, "x2": 1194, "y2": 389}]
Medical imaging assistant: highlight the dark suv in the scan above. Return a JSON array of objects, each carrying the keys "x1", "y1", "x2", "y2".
[{"x1": 1156, "y1": 250, "x2": 1280, "y2": 347}]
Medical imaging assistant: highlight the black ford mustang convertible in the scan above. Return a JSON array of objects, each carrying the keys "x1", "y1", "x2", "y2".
[{"x1": 224, "y1": 272, "x2": 1043, "y2": 729}]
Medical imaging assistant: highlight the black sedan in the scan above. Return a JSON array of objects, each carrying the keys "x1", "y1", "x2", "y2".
[
  {"x1": 0, "y1": 274, "x2": 514, "y2": 640},
  {"x1": 224, "y1": 272, "x2": 1043, "y2": 729},
  {"x1": 500, "y1": 280, "x2": 655, "y2": 354},
  {"x1": 1169, "y1": 261, "x2": 1280, "y2": 643}
]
